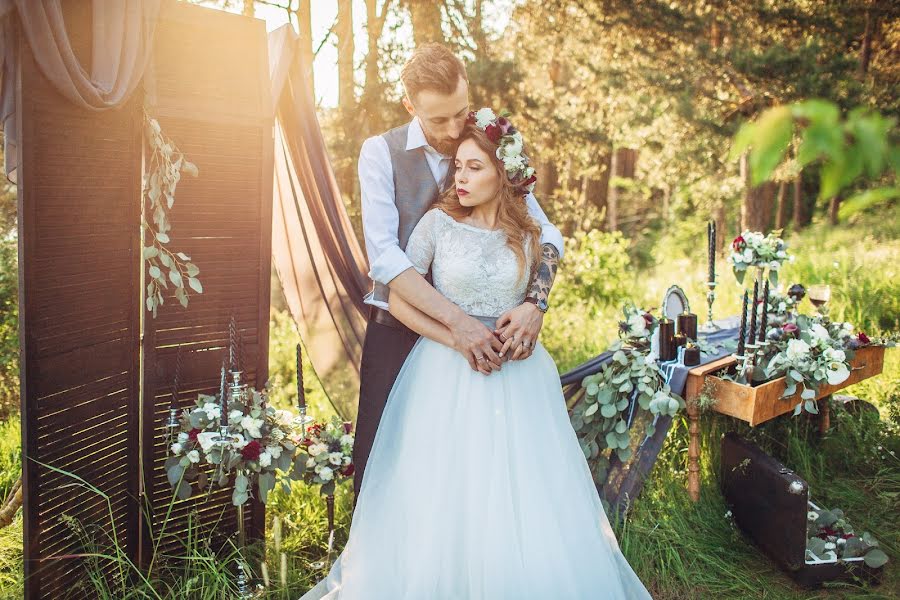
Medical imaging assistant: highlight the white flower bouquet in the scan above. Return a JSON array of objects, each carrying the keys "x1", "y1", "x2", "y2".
[
  {"x1": 165, "y1": 382, "x2": 306, "y2": 506},
  {"x1": 297, "y1": 415, "x2": 355, "y2": 496},
  {"x1": 727, "y1": 229, "x2": 793, "y2": 286}
]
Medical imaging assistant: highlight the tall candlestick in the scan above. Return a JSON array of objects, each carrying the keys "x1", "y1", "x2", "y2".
[
  {"x1": 759, "y1": 280, "x2": 769, "y2": 342},
  {"x1": 219, "y1": 360, "x2": 227, "y2": 416},
  {"x1": 228, "y1": 315, "x2": 237, "y2": 371},
  {"x1": 748, "y1": 280, "x2": 759, "y2": 346},
  {"x1": 296, "y1": 342, "x2": 306, "y2": 411},
  {"x1": 737, "y1": 290, "x2": 748, "y2": 356},
  {"x1": 709, "y1": 221, "x2": 716, "y2": 282}
]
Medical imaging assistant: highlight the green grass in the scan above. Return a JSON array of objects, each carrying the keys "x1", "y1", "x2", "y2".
[{"x1": 0, "y1": 205, "x2": 897, "y2": 598}]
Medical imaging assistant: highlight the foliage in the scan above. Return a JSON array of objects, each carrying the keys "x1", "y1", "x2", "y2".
[
  {"x1": 142, "y1": 111, "x2": 203, "y2": 318},
  {"x1": 550, "y1": 229, "x2": 632, "y2": 317},
  {"x1": 0, "y1": 239, "x2": 17, "y2": 419}
]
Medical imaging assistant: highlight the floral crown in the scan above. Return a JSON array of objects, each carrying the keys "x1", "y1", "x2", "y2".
[{"x1": 466, "y1": 108, "x2": 537, "y2": 196}]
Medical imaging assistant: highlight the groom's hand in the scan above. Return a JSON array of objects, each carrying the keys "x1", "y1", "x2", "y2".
[
  {"x1": 451, "y1": 314, "x2": 504, "y2": 375},
  {"x1": 495, "y1": 303, "x2": 544, "y2": 361}
]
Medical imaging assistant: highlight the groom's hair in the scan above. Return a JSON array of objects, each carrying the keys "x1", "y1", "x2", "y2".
[{"x1": 401, "y1": 43, "x2": 468, "y2": 103}]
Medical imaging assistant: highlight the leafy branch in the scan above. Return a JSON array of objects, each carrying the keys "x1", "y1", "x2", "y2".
[{"x1": 142, "y1": 109, "x2": 203, "y2": 318}]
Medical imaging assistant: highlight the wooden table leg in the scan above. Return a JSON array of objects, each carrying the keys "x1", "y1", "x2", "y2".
[
  {"x1": 687, "y1": 400, "x2": 701, "y2": 502},
  {"x1": 819, "y1": 394, "x2": 831, "y2": 435}
]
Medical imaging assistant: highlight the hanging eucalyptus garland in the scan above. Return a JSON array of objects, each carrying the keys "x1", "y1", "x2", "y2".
[
  {"x1": 142, "y1": 109, "x2": 203, "y2": 318},
  {"x1": 571, "y1": 303, "x2": 686, "y2": 482}
]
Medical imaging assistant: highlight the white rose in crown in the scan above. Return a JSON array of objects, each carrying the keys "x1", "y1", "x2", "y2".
[{"x1": 474, "y1": 107, "x2": 497, "y2": 128}]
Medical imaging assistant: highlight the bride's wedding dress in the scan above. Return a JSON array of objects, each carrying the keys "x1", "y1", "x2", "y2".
[{"x1": 300, "y1": 208, "x2": 653, "y2": 599}]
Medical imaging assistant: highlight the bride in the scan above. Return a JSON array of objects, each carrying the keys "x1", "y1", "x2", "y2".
[{"x1": 300, "y1": 110, "x2": 653, "y2": 600}]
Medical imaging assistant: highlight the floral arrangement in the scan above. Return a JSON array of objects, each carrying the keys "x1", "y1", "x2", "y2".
[
  {"x1": 617, "y1": 302, "x2": 658, "y2": 346},
  {"x1": 296, "y1": 415, "x2": 355, "y2": 496},
  {"x1": 765, "y1": 287, "x2": 797, "y2": 316},
  {"x1": 165, "y1": 383, "x2": 305, "y2": 506},
  {"x1": 763, "y1": 315, "x2": 859, "y2": 415},
  {"x1": 807, "y1": 505, "x2": 889, "y2": 568},
  {"x1": 573, "y1": 302, "x2": 684, "y2": 483},
  {"x1": 467, "y1": 107, "x2": 537, "y2": 195},
  {"x1": 727, "y1": 229, "x2": 793, "y2": 286}
]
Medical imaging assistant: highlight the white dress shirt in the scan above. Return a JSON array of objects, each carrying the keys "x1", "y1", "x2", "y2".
[{"x1": 359, "y1": 116, "x2": 565, "y2": 309}]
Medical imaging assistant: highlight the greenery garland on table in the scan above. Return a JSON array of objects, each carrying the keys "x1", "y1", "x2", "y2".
[
  {"x1": 142, "y1": 109, "x2": 203, "y2": 318},
  {"x1": 571, "y1": 303, "x2": 686, "y2": 483}
]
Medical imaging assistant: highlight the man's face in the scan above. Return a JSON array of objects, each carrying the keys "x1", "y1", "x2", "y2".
[{"x1": 403, "y1": 76, "x2": 470, "y2": 155}]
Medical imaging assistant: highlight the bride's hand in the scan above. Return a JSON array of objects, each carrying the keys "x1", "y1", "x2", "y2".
[{"x1": 495, "y1": 303, "x2": 544, "y2": 361}]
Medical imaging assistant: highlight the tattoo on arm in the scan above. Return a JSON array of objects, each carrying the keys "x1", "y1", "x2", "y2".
[{"x1": 526, "y1": 243, "x2": 559, "y2": 303}]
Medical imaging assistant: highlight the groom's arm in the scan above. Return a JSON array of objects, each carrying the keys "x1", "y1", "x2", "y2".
[
  {"x1": 495, "y1": 192, "x2": 563, "y2": 360},
  {"x1": 359, "y1": 136, "x2": 503, "y2": 370}
]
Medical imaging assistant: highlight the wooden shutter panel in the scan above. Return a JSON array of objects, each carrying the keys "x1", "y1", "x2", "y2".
[{"x1": 139, "y1": 1, "x2": 274, "y2": 561}]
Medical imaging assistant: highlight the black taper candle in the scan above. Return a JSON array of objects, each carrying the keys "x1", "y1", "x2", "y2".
[
  {"x1": 296, "y1": 343, "x2": 306, "y2": 411},
  {"x1": 737, "y1": 290, "x2": 748, "y2": 356},
  {"x1": 228, "y1": 314, "x2": 237, "y2": 371},
  {"x1": 219, "y1": 360, "x2": 227, "y2": 416},
  {"x1": 710, "y1": 221, "x2": 716, "y2": 282},
  {"x1": 748, "y1": 280, "x2": 759, "y2": 346},
  {"x1": 759, "y1": 280, "x2": 769, "y2": 341}
]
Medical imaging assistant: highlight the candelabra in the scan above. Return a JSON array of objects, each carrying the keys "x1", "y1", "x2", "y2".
[{"x1": 699, "y1": 280, "x2": 721, "y2": 333}]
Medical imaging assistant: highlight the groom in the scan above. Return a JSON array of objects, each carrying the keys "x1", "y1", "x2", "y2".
[{"x1": 353, "y1": 43, "x2": 564, "y2": 500}]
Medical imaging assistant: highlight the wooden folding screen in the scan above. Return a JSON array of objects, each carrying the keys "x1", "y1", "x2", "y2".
[
  {"x1": 17, "y1": 2, "x2": 273, "y2": 598},
  {"x1": 139, "y1": 1, "x2": 273, "y2": 563},
  {"x1": 17, "y1": 3, "x2": 142, "y2": 598}
]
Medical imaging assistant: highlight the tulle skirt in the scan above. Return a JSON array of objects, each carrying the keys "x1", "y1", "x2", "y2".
[{"x1": 300, "y1": 335, "x2": 653, "y2": 600}]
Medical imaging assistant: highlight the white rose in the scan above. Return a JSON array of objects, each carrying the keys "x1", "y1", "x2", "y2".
[
  {"x1": 474, "y1": 107, "x2": 496, "y2": 128},
  {"x1": 231, "y1": 434, "x2": 248, "y2": 450},
  {"x1": 308, "y1": 443, "x2": 328, "y2": 457},
  {"x1": 328, "y1": 452, "x2": 343, "y2": 466},
  {"x1": 342, "y1": 455, "x2": 352, "y2": 466},
  {"x1": 197, "y1": 431, "x2": 221, "y2": 453},
  {"x1": 627, "y1": 314, "x2": 648, "y2": 337},
  {"x1": 786, "y1": 339, "x2": 811, "y2": 361},
  {"x1": 240, "y1": 415, "x2": 262, "y2": 438},
  {"x1": 203, "y1": 402, "x2": 221, "y2": 421},
  {"x1": 501, "y1": 153, "x2": 525, "y2": 172},
  {"x1": 259, "y1": 452, "x2": 272, "y2": 468},
  {"x1": 340, "y1": 434, "x2": 354, "y2": 447},
  {"x1": 266, "y1": 444, "x2": 283, "y2": 459},
  {"x1": 187, "y1": 450, "x2": 200, "y2": 464},
  {"x1": 170, "y1": 443, "x2": 183, "y2": 455},
  {"x1": 229, "y1": 409, "x2": 244, "y2": 424},
  {"x1": 810, "y1": 324, "x2": 830, "y2": 342},
  {"x1": 318, "y1": 466, "x2": 334, "y2": 481},
  {"x1": 742, "y1": 249, "x2": 754, "y2": 263},
  {"x1": 826, "y1": 362, "x2": 850, "y2": 386},
  {"x1": 177, "y1": 432, "x2": 189, "y2": 443}
]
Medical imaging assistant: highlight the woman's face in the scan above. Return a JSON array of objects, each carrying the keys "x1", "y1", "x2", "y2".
[{"x1": 454, "y1": 138, "x2": 501, "y2": 208}]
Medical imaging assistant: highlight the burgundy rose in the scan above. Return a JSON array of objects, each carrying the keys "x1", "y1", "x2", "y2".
[
  {"x1": 783, "y1": 323, "x2": 799, "y2": 336},
  {"x1": 465, "y1": 111, "x2": 476, "y2": 125},
  {"x1": 343, "y1": 421, "x2": 353, "y2": 434},
  {"x1": 642, "y1": 313, "x2": 654, "y2": 326},
  {"x1": 496, "y1": 117, "x2": 511, "y2": 134},
  {"x1": 241, "y1": 440, "x2": 261, "y2": 461},
  {"x1": 858, "y1": 332, "x2": 871, "y2": 345},
  {"x1": 732, "y1": 235, "x2": 745, "y2": 251},
  {"x1": 841, "y1": 533, "x2": 855, "y2": 540},
  {"x1": 187, "y1": 428, "x2": 201, "y2": 441},
  {"x1": 485, "y1": 123, "x2": 503, "y2": 143},
  {"x1": 340, "y1": 464, "x2": 355, "y2": 477}
]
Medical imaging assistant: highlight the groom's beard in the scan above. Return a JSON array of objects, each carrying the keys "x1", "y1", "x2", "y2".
[{"x1": 425, "y1": 133, "x2": 457, "y2": 156}]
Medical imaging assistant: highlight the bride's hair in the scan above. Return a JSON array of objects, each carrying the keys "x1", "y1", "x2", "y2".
[{"x1": 434, "y1": 124, "x2": 543, "y2": 282}]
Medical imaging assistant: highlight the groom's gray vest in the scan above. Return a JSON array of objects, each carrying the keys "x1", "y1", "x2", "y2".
[{"x1": 371, "y1": 122, "x2": 450, "y2": 305}]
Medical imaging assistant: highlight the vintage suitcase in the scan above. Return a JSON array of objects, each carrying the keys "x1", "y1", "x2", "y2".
[{"x1": 719, "y1": 432, "x2": 885, "y2": 588}]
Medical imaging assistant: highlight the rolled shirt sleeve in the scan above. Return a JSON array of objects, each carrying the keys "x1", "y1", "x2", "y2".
[
  {"x1": 358, "y1": 136, "x2": 416, "y2": 286},
  {"x1": 524, "y1": 192, "x2": 565, "y2": 259}
]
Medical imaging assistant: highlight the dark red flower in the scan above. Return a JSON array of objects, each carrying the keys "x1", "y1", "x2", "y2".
[
  {"x1": 466, "y1": 111, "x2": 476, "y2": 124},
  {"x1": 858, "y1": 332, "x2": 871, "y2": 344},
  {"x1": 642, "y1": 313, "x2": 654, "y2": 325},
  {"x1": 343, "y1": 421, "x2": 353, "y2": 434},
  {"x1": 485, "y1": 123, "x2": 503, "y2": 143},
  {"x1": 187, "y1": 428, "x2": 201, "y2": 441},
  {"x1": 523, "y1": 174, "x2": 537, "y2": 187},
  {"x1": 732, "y1": 235, "x2": 745, "y2": 251},
  {"x1": 340, "y1": 464, "x2": 355, "y2": 477},
  {"x1": 783, "y1": 323, "x2": 799, "y2": 336},
  {"x1": 496, "y1": 117, "x2": 511, "y2": 134},
  {"x1": 841, "y1": 533, "x2": 855, "y2": 539},
  {"x1": 240, "y1": 440, "x2": 261, "y2": 461}
]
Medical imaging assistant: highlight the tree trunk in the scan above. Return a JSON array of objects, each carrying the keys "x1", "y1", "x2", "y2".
[
  {"x1": 0, "y1": 476, "x2": 21, "y2": 529},
  {"x1": 361, "y1": 0, "x2": 392, "y2": 136},
  {"x1": 337, "y1": 0, "x2": 355, "y2": 111},
  {"x1": 714, "y1": 203, "x2": 727, "y2": 255},
  {"x1": 296, "y1": 0, "x2": 314, "y2": 99},
  {"x1": 828, "y1": 195, "x2": 842, "y2": 225},
  {"x1": 402, "y1": 0, "x2": 444, "y2": 46},
  {"x1": 792, "y1": 173, "x2": 808, "y2": 230},
  {"x1": 859, "y1": 1, "x2": 876, "y2": 76},
  {"x1": 775, "y1": 180, "x2": 788, "y2": 229},
  {"x1": 740, "y1": 151, "x2": 774, "y2": 232},
  {"x1": 607, "y1": 150, "x2": 619, "y2": 231}
]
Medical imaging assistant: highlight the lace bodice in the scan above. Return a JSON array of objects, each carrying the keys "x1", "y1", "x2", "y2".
[{"x1": 404, "y1": 209, "x2": 533, "y2": 317}]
